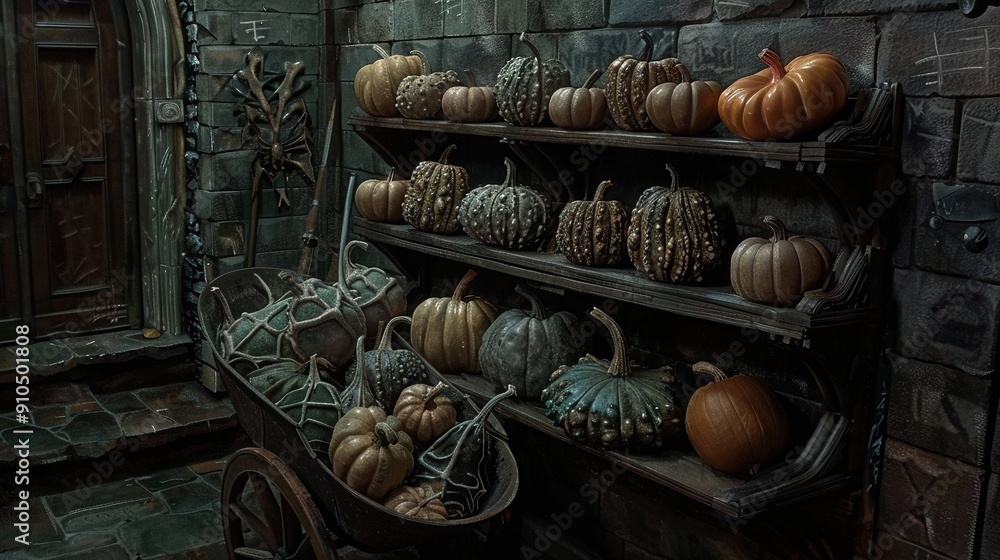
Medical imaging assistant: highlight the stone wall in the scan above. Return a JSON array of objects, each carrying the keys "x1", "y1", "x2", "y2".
[{"x1": 191, "y1": 1, "x2": 1000, "y2": 558}]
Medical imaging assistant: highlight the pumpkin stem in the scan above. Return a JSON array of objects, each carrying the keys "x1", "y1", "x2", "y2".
[
  {"x1": 758, "y1": 48, "x2": 787, "y2": 83},
  {"x1": 337, "y1": 174, "x2": 358, "y2": 289},
  {"x1": 692, "y1": 361, "x2": 728, "y2": 383},
  {"x1": 464, "y1": 70, "x2": 477, "y2": 87},
  {"x1": 424, "y1": 381, "x2": 448, "y2": 403},
  {"x1": 417, "y1": 489, "x2": 444, "y2": 509},
  {"x1": 376, "y1": 316, "x2": 411, "y2": 351},
  {"x1": 664, "y1": 164, "x2": 679, "y2": 191},
  {"x1": 590, "y1": 307, "x2": 631, "y2": 377},
  {"x1": 452, "y1": 269, "x2": 478, "y2": 301},
  {"x1": 341, "y1": 239, "x2": 368, "y2": 282},
  {"x1": 763, "y1": 215, "x2": 787, "y2": 242},
  {"x1": 346, "y1": 334, "x2": 375, "y2": 408},
  {"x1": 472, "y1": 385, "x2": 516, "y2": 426},
  {"x1": 410, "y1": 50, "x2": 431, "y2": 75},
  {"x1": 637, "y1": 30, "x2": 655, "y2": 62},
  {"x1": 386, "y1": 168, "x2": 395, "y2": 182},
  {"x1": 501, "y1": 157, "x2": 517, "y2": 188},
  {"x1": 375, "y1": 422, "x2": 399, "y2": 446},
  {"x1": 676, "y1": 62, "x2": 692, "y2": 83},
  {"x1": 515, "y1": 284, "x2": 547, "y2": 321},
  {"x1": 438, "y1": 144, "x2": 457, "y2": 165},
  {"x1": 593, "y1": 180, "x2": 614, "y2": 202},
  {"x1": 210, "y1": 287, "x2": 236, "y2": 327},
  {"x1": 519, "y1": 31, "x2": 545, "y2": 125},
  {"x1": 582, "y1": 68, "x2": 602, "y2": 89},
  {"x1": 372, "y1": 45, "x2": 391, "y2": 60}
]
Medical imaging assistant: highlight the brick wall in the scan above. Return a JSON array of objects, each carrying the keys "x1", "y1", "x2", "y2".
[{"x1": 192, "y1": 1, "x2": 1000, "y2": 558}]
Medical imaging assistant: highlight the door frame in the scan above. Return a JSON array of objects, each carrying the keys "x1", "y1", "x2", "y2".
[{"x1": 1, "y1": 0, "x2": 187, "y2": 337}]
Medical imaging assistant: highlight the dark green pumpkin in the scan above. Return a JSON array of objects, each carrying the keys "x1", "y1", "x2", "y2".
[
  {"x1": 342, "y1": 240, "x2": 407, "y2": 345},
  {"x1": 556, "y1": 180, "x2": 629, "y2": 267},
  {"x1": 479, "y1": 285, "x2": 584, "y2": 401},
  {"x1": 346, "y1": 316, "x2": 430, "y2": 411},
  {"x1": 495, "y1": 32, "x2": 571, "y2": 126},
  {"x1": 457, "y1": 158, "x2": 550, "y2": 250},
  {"x1": 626, "y1": 164, "x2": 725, "y2": 284},
  {"x1": 541, "y1": 308, "x2": 683, "y2": 450},
  {"x1": 395, "y1": 50, "x2": 461, "y2": 120}
]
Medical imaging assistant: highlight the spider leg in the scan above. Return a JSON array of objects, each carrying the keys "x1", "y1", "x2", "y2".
[{"x1": 246, "y1": 159, "x2": 266, "y2": 268}]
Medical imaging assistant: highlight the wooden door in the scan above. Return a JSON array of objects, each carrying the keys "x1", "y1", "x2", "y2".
[{"x1": 11, "y1": 0, "x2": 137, "y2": 338}]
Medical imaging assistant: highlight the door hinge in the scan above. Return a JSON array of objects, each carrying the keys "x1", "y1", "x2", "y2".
[{"x1": 155, "y1": 100, "x2": 184, "y2": 124}]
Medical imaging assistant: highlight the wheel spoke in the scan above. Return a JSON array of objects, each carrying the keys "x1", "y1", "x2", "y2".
[
  {"x1": 281, "y1": 493, "x2": 305, "y2": 555},
  {"x1": 230, "y1": 501, "x2": 281, "y2": 552},
  {"x1": 249, "y1": 472, "x2": 284, "y2": 529}
]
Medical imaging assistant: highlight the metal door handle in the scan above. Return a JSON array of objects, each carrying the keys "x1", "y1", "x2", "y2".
[{"x1": 26, "y1": 172, "x2": 43, "y2": 208}]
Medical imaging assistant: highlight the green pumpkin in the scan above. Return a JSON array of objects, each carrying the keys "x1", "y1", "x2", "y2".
[
  {"x1": 457, "y1": 158, "x2": 550, "y2": 250},
  {"x1": 402, "y1": 145, "x2": 470, "y2": 234},
  {"x1": 495, "y1": 32, "x2": 571, "y2": 126},
  {"x1": 346, "y1": 316, "x2": 430, "y2": 411},
  {"x1": 395, "y1": 50, "x2": 461, "y2": 120},
  {"x1": 541, "y1": 308, "x2": 683, "y2": 451},
  {"x1": 627, "y1": 164, "x2": 725, "y2": 284},
  {"x1": 479, "y1": 285, "x2": 584, "y2": 401},
  {"x1": 341, "y1": 240, "x2": 407, "y2": 344}
]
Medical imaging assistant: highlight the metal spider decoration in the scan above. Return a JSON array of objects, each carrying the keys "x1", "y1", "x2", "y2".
[{"x1": 231, "y1": 47, "x2": 314, "y2": 267}]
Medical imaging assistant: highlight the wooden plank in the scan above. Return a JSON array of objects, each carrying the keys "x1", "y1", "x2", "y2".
[
  {"x1": 349, "y1": 116, "x2": 883, "y2": 164},
  {"x1": 354, "y1": 219, "x2": 878, "y2": 339}
]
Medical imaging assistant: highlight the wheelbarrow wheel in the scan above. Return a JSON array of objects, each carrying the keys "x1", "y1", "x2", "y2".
[{"x1": 222, "y1": 447, "x2": 338, "y2": 560}]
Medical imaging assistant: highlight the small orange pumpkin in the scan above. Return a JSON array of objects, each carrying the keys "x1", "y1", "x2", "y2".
[
  {"x1": 730, "y1": 216, "x2": 831, "y2": 306},
  {"x1": 393, "y1": 382, "x2": 458, "y2": 444},
  {"x1": 685, "y1": 361, "x2": 789, "y2": 476},
  {"x1": 646, "y1": 63, "x2": 723, "y2": 136},
  {"x1": 382, "y1": 482, "x2": 449, "y2": 520},
  {"x1": 442, "y1": 70, "x2": 498, "y2": 123},
  {"x1": 548, "y1": 69, "x2": 608, "y2": 130},
  {"x1": 355, "y1": 169, "x2": 409, "y2": 223},
  {"x1": 718, "y1": 48, "x2": 849, "y2": 141}
]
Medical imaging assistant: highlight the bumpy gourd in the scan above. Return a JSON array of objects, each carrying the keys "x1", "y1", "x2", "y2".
[
  {"x1": 395, "y1": 50, "x2": 460, "y2": 120},
  {"x1": 730, "y1": 216, "x2": 831, "y2": 306},
  {"x1": 354, "y1": 46, "x2": 422, "y2": 117},
  {"x1": 479, "y1": 285, "x2": 584, "y2": 401},
  {"x1": 556, "y1": 180, "x2": 629, "y2": 267},
  {"x1": 402, "y1": 145, "x2": 470, "y2": 234},
  {"x1": 458, "y1": 158, "x2": 550, "y2": 250},
  {"x1": 355, "y1": 169, "x2": 408, "y2": 223},
  {"x1": 410, "y1": 269, "x2": 496, "y2": 375},
  {"x1": 606, "y1": 30, "x2": 683, "y2": 131},
  {"x1": 626, "y1": 164, "x2": 725, "y2": 284},
  {"x1": 495, "y1": 32, "x2": 571, "y2": 126},
  {"x1": 346, "y1": 316, "x2": 430, "y2": 411},
  {"x1": 541, "y1": 308, "x2": 683, "y2": 450},
  {"x1": 548, "y1": 69, "x2": 608, "y2": 130},
  {"x1": 442, "y1": 70, "x2": 498, "y2": 123}
]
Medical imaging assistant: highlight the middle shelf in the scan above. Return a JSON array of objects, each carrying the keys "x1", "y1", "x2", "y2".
[{"x1": 354, "y1": 217, "x2": 878, "y2": 341}]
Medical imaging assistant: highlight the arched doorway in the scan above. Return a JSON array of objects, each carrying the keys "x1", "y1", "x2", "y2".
[{"x1": 0, "y1": 0, "x2": 185, "y2": 342}]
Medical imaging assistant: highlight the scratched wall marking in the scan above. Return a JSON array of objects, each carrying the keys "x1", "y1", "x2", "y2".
[
  {"x1": 240, "y1": 18, "x2": 270, "y2": 43},
  {"x1": 912, "y1": 26, "x2": 1000, "y2": 90}
]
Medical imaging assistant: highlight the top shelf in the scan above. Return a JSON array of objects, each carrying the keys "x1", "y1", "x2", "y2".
[{"x1": 348, "y1": 116, "x2": 893, "y2": 165}]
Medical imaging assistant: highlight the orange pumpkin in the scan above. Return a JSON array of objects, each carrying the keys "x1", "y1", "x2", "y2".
[
  {"x1": 441, "y1": 70, "x2": 498, "y2": 123},
  {"x1": 717, "y1": 48, "x2": 849, "y2": 141},
  {"x1": 730, "y1": 216, "x2": 831, "y2": 306},
  {"x1": 355, "y1": 169, "x2": 409, "y2": 223},
  {"x1": 548, "y1": 69, "x2": 608, "y2": 130},
  {"x1": 410, "y1": 269, "x2": 496, "y2": 374},
  {"x1": 646, "y1": 63, "x2": 723, "y2": 136},
  {"x1": 354, "y1": 46, "x2": 423, "y2": 118},
  {"x1": 685, "y1": 362, "x2": 788, "y2": 476}
]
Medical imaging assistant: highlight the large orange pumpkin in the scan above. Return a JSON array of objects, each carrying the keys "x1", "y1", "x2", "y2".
[
  {"x1": 730, "y1": 216, "x2": 831, "y2": 306},
  {"x1": 410, "y1": 269, "x2": 496, "y2": 374},
  {"x1": 717, "y1": 48, "x2": 849, "y2": 141},
  {"x1": 685, "y1": 362, "x2": 788, "y2": 476},
  {"x1": 354, "y1": 47, "x2": 423, "y2": 118}
]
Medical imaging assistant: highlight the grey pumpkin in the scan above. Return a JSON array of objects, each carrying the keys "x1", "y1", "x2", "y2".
[
  {"x1": 556, "y1": 180, "x2": 629, "y2": 267},
  {"x1": 479, "y1": 285, "x2": 585, "y2": 401},
  {"x1": 495, "y1": 32, "x2": 571, "y2": 126},
  {"x1": 458, "y1": 157, "x2": 550, "y2": 250},
  {"x1": 626, "y1": 164, "x2": 725, "y2": 284},
  {"x1": 395, "y1": 50, "x2": 460, "y2": 120}
]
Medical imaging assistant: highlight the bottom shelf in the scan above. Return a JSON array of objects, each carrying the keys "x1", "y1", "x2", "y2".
[{"x1": 438, "y1": 371, "x2": 857, "y2": 519}]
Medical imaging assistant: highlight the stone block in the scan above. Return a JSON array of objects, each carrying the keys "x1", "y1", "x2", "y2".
[
  {"x1": 290, "y1": 14, "x2": 321, "y2": 46},
  {"x1": 444, "y1": 0, "x2": 496, "y2": 37},
  {"x1": 809, "y1": 0, "x2": 957, "y2": 16},
  {"x1": 194, "y1": 186, "x2": 314, "y2": 222},
  {"x1": 887, "y1": 353, "x2": 992, "y2": 465},
  {"x1": 902, "y1": 97, "x2": 957, "y2": 179},
  {"x1": 995, "y1": 410, "x2": 1000, "y2": 472},
  {"x1": 356, "y1": 2, "x2": 393, "y2": 43},
  {"x1": 210, "y1": 249, "x2": 301, "y2": 276},
  {"x1": 892, "y1": 268, "x2": 1000, "y2": 376},
  {"x1": 913, "y1": 182, "x2": 1000, "y2": 283},
  {"x1": 496, "y1": 0, "x2": 538, "y2": 33},
  {"x1": 441, "y1": 35, "x2": 512, "y2": 85},
  {"x1": 877, "y1": 439, "x2": 983, "y2": 560},
  {"x1": 958, "y1": 98, "x2": 1000, "y2": 184},
  {"x1": 678, "y1": 17, "x2": 877, "y2": 92},
  {"x1": 196, "y1": 74, "x2": 238, "y2": 102},
  {"x1": 197, "y1": 126, "x2": 245, "y2": 153},
  {"x1": 200, "y1": 151, "x2": 253, "y2": 192},
  {"x1": 511, "y1": 32, "x2": 559, "y2": 60},
  {"x1": 985, "y1": 475, "x2": 1000, "y2": 554},
  {"x1": 393, "y1": 0, "x2": 444, "y2": 40},
  {"x1": 200, "y1": 45, "x2": 319, "y2": 75},
  {"x1": 609, "y1": 0, "x2": 713, "y2": 25},
  {"x1": 878, "y1": 10, "x2": 1000, "y2": 97},
  {"x1": 200, "y1": 0, "x2": 319, "y2": 14},
  {"x1": 337, "y1": 42, "x2": 390, "y2": 82},
  {"x1": 116, "y1": 510, "x2": 222, "y2": 558},
  {"x1": 230, "y1": 12, "x2": 291, "y2": 45},
  {"x1": 557, "y1": 28, "x2": 677, "y2": 89},
  {"x1": 531, "y1": 0, "x2": 606, "y2": 31},
  {"x1": 715, "y1": 0, "x2": 796, "y2": 21},
  {"x1": 202, "y1": 215, "x2": 306, "y2": 256},
  {"x1": 194, "y1": 11, "x2": 232, "y2": 46},
  {"x1": 196, "y1": 101, "x2": 240, "y2": 128}
]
